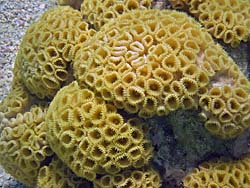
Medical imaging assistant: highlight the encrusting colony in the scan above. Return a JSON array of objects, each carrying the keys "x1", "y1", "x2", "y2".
[
  {"x1": 81, "y1": 0, "x2": 153, "y2": 30},
  {"x1": 37, "y1": 156, "x2": 92, "y2": 188},
  {"x1": 183, "y1": 156, "x2": 250, "y2": 188},
  {"x1": 15, "y1": 6, "x2": 95, "y2": 99},
  {"x1": 168, "y1": 0, "x2": 250, "y2": 47},
  {"x1": 0, "y1": 105, "x2": 53, "y2": 187},
  {"x1": 73, "y1": 9, "x2": 250, "y2": 139},
  {"x1": 46, "y1": 81, "x2": 153, "y2": 181}
]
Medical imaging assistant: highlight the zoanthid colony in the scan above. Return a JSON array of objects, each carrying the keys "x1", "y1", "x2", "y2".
[
  {"x1": 74, "y1": 9, "x2": 250, "y2": 139},
  {"x1": 81, "y1": 0, "x2": 153, "y2": 29},
  {"x1": 37, "y1": 156, "x2": 92, "y2": 188},
  {"x1": 0, "y1": 1, "x2": 250, "y2": 187},
  {"x1": 46, "y1": 81, "x2": 153, "y2": 181},
  {"x1": 0, "y1": 105, "x2": 53, "y2": 186},
  {"x1": 93, "y1": 167, "x2": 161, "y2": 188},
  {"x1": 16, "y1": 6, "x2": 95, "y2": 99},
  {"x1": 168, "y1": 0, "x2": 250, "y2": 47},
  {"x1": 183, "y1": 156, "x2": 250, "y2": 188}
]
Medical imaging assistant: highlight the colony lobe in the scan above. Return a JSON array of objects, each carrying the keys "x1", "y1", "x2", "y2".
[
  {"x1": 73, "y1": 9, "x2": 250, "y2": 139},
  {"x1": 46, "y1": 81, "x2": 153, "y2": 181},
  {"x1": 168, "y1": 0, "x2": 250, "y2": 47},
  {"x1": 183, "y1": 156, "x2": 250, "y2": 188},
  {"x1": 0, "y1": 105, "x2": 53, "y2": 186},
  {"x1": 16, "y1": 6, "x2": 95, "y2": 99}
]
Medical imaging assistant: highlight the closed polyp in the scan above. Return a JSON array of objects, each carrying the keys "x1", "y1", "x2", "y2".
[
  {"x1": 241, "y1": 114, "x2": 250, "y2": 128},
  {"x1": 205, "y1": 120, "x2": 221, "y2": 134}
]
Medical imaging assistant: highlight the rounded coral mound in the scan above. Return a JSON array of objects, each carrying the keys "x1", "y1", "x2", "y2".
[
  {"x1": 74, "y1": 9, "x2": 210, "y2": 118},
  {"x1": 168, "y1": 0, "x2": 250, "y2": 47},
  {"x1": 73, "y1": 9, "x2": 250, "y2": 139},
  {"x1": 81, "y1": 0, "x2": 153, "y2": 29},
  {"x1": 93, "y1": 167, "x2": 161, "y2": 188},
  {"x1": 0, "y1": 105, "x2": 53, "y2": 186},
  {"x1": 46, "y1": 81, "x2": 153, "y2": 181},
  {"x1": 37, "y1": 156, "x2": 92, "y2": 188},
  {"x1": 183, "y1": 156, "x2": 250, "y2": 188},
  {"x1": 16, "y1": 6, "x2": 95, "y2": 99}
]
